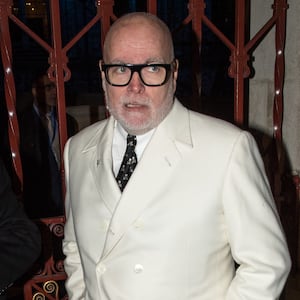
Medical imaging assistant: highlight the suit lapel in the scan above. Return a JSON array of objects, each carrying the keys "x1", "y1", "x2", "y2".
[
  {"x1": 89, "y1": 118, "x2": 121, "y2": 214},
  {"x1": 102, "y1": 99, "x2": 193, "y2": 258}
]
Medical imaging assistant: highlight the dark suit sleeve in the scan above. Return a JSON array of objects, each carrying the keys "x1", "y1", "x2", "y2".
[
  {"x1": 0, "y1": 158, "x2": 41, "y2": 293},
  {"x1": 67, "y1": 113, "x2": 79, "y2": 137}
]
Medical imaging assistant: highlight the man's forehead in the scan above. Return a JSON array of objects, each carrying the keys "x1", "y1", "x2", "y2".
[{"x1": 108, "y1": 29, "x2": 166, "y2": 56}]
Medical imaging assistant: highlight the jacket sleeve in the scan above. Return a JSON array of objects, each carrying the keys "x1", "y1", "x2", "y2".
[
  {"x1": 223, "y1": 132, "x2": 291, "y2": 299},
  {"x1": 0, "y1": 158, "x2": 41, "y2": 293},
  {"x1": 62, "y1": 139, "x2": 86, "y2": 299}
]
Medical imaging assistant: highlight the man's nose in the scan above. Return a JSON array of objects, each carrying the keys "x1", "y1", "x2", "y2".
[{"x1": 127, "y1": 71, "x2": 145, "y2": 93}]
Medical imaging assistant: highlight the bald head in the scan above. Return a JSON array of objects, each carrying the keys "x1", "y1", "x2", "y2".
[{"x1": 103, "y1": 12, "x2": 174, "y2": 62}]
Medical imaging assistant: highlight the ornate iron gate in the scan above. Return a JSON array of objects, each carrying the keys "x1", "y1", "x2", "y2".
[{"x1": 0, "y1": 0, "x2": 297, "y2": 299}]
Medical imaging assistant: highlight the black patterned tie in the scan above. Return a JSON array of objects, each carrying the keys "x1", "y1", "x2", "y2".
[{"x1": 116, "y1": 134, "x2": 138, "y2": 191}]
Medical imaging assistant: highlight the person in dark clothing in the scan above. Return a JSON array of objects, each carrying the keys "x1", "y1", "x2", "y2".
[
  {"x1": 18, "y1": 72, "x2": 78, "y2": 218},
  {"x1": 0, "y1": 157, "x2": 41, "y2": 299}
]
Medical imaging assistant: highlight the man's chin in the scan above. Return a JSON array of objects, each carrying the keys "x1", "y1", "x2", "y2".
[{"x1": 120, "y1": 120, "x2": 153, "y2": 135}]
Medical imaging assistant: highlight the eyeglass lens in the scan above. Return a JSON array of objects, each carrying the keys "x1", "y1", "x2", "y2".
[{"x1": 106, "y1": 64, "x2": 169, "y2": 86}]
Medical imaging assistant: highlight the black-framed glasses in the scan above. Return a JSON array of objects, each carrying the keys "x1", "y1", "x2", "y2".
[{"x1": 100, "y1": 60, "x2": 176, "y2": 87}]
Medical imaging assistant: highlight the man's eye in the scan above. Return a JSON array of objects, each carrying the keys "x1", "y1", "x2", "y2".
[
  {"x1": 147, "y1": 65, "x2": 160, "y2": 73},
  {"x1": 117, "y1": 66, "x2": 127, "y2": 73}
]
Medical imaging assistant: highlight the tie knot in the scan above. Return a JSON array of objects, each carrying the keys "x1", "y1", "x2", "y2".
[{"x1": 127, "y1": 134, "x2": 137, "y2": 148}]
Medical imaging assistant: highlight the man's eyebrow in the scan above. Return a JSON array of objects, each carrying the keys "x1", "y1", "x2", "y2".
[
  {"x1": 108, "y1": 60, "x2": 125, "y2": 64},
  {"x1": 145, "y1": 58, "x2": 165, "y2": 64}
]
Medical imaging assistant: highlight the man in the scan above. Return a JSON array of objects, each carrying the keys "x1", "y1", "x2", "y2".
[
  {"x1": 63, "y1": 12, "x2": 291, "y2": 299},
  {"x1": 0, "y1": 157, "x2": 41, "y2": 299},
  {"x1": 18, "y1": 72, "x2": 78, "y2": 218}
]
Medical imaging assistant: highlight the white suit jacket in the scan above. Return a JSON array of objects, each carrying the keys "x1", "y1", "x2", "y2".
[{"x1": 63, "y1": 99, "x2": 291, "y2": 300}]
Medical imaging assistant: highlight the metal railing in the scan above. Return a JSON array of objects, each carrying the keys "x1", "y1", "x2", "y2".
[{"x1": 0, "y1": 0, "x2": 297, "y2": 299}]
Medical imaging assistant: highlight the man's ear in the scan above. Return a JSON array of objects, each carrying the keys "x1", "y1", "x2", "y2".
[
  {"x1": 172, "y1": 59, "x2": 179, "y2": 88},
  {"x1": 173, "y1": 59, "x2": 179, "y2": 80},
  {"x1": 99, "y1": 60, "x2": 107, "y2": 93}
]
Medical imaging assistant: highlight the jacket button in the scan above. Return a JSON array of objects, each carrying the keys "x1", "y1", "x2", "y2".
[
  {"x1": 98, "y1": 263, "x2": 106, "y2": 274},
  {"x1": 134, "y1": 219, "x2": 143, "y2": 228},
  {"x1": 134, "y1": 264, "x2": 144, "y2": 273},
  {"x1": 101, "y1": 220, "x2": 109, "y2": 231}
]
